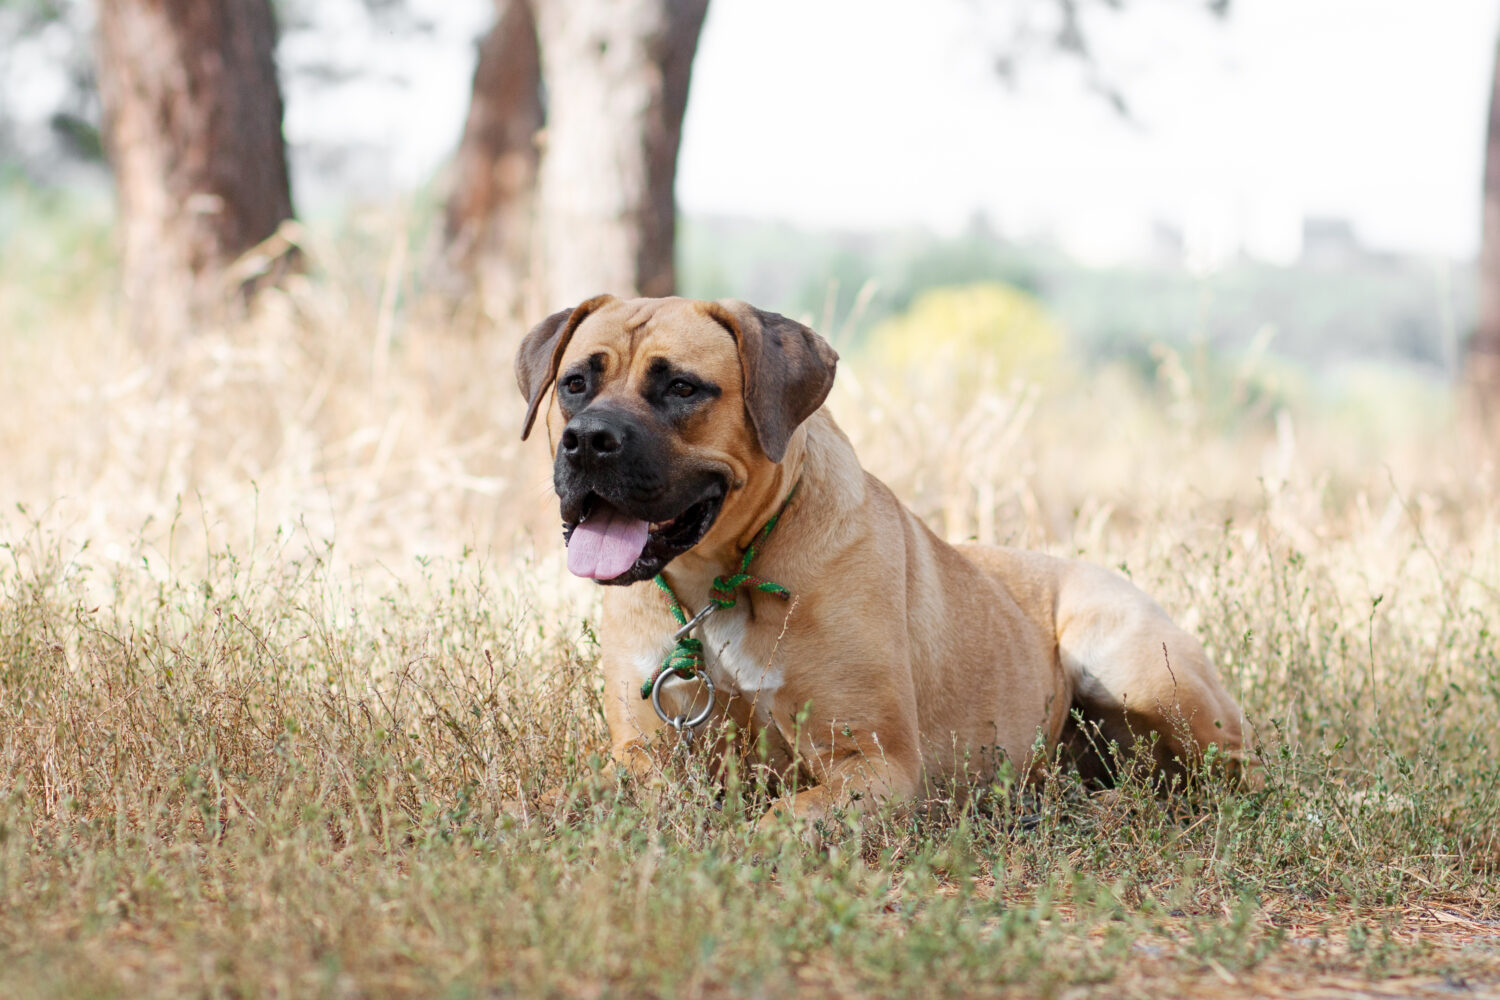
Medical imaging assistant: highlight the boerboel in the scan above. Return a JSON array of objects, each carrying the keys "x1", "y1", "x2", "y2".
[{"x1": 516, "y1": 295, "x2": 1253, "y2": 830}]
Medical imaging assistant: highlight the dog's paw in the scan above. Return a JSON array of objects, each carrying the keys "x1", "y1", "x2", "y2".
[
  {"x1": 755, "y1": 805, "x2": 826, "y2": 851},
  {"x1": 755, "y1": 795, "x2": 861, "y2": 853}
]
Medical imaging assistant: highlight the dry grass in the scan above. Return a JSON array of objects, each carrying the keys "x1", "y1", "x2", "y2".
[{"x1": 2, "y1": 205, "x2": 1500, "y2": 998}]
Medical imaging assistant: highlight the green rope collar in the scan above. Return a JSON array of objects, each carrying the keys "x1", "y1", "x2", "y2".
[{"x1": 640, "y1": 482, "x2": 800, "y2": 699}]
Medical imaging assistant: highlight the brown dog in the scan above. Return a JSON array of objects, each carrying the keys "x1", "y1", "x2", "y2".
[{"x1": 517, "y1": 295, "x2": 1253, "y2": 828}]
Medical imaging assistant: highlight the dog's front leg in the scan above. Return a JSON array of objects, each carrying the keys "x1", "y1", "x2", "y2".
[
  {"x1": 600, "y1": 650, "x2": 753, "y2": 784},
  {"x1": 603, "y1": 696, "x2": 687, "y2": 786},
  {"x1": 756, "y1": 716, "x2": 920, "y2": 838}
]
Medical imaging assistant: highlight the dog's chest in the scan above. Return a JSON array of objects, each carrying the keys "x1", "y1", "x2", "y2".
[
  {"x1": 631, "y1": 607, "x2": 784, "y2": 719},
  {"x1": 701, "y1": 612, "x2": 785, "y2": 701}
]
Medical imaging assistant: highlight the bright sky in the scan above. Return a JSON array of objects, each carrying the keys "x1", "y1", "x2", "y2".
[
  {"x1": 5, "y1": 0, "x2": 1491, "y2": 260},
  {"x1": 677, "y1": 0, "x2": 1500, "y2": 261},
  {"x1": 262, "y1": 0, "x2": 1498, "y2": 262}
]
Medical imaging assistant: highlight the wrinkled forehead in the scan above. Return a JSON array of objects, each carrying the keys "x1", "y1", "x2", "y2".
[{"x1": 560, "y1": 298, "x2": 742, "y2": 386}]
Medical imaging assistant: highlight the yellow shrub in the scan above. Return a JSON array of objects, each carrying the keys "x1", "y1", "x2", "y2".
[{"x1": 864, "y1": 282, "x2": 1067, "y2": 388}]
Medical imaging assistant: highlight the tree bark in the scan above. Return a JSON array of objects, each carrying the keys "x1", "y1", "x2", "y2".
[
  {"x1": 441, "y1": 0, "x2": 543, "y2": 323},
  {"x1": 1471, "y1": 26, "x2": 1500, "y2": 433},
  {"x1": 532, "y1": 0, "x2": 709, "y2": 306},
  {"x1": 96, "y1": 0, "x2": 295, "y2": 338}
]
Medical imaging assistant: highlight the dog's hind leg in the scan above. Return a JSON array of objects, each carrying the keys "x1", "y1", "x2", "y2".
[{"x1": 1053, "y1": 561, "x2": 1255, "y2": 786}]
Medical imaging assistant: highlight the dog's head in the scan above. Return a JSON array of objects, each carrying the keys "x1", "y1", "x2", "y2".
[{"x1": 515, "y1": 296, "x2": 838, "y2": 584}]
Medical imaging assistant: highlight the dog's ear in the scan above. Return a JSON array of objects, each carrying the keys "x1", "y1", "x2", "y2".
[
  {"x1": 515, "y1": 295, "x2": 615, "y2": 440},
  {"x1": 707, "y1": 300, "x2": 839, "y2": 462}
]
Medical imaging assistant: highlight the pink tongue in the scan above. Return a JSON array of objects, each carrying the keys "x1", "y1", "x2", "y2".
[{"x1": 567, "y1": 501, "x2": 651, "y2": 580}]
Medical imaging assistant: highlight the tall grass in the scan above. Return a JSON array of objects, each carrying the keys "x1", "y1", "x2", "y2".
[{"x1": 1, "y1": 201, "x2": 1498, "y2": 997}]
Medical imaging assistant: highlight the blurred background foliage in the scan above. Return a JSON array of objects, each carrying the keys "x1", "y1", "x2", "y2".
[
  {"x1": 678, "y1": 212, "x2": 1469, "y2": 383},
  {"x1": 0, "y1": 0, "x2": 1487, "y2": 546}
]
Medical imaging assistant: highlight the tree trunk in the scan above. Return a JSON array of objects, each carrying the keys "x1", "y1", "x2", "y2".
[
  {"x1": 441, "y1": 0, "x2": 543, "y2": 324},
  {"x1": 532, "y1": 0, "x2": 709, "y2": 306},
  {"x1": 96, "y1": 0, "x2": 295, "y2": 339},
  {"x1": 1471, "y1": 26, "x2": 1500, "y2": 432}
]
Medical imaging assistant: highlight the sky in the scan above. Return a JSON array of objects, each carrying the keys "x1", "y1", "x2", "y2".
[
  {"x1": 676, "y1": 0, "x2": 1500, "y2": 263},
  {"x1": 7, "y1": 0, "x2": 1493, "y2": 263}
]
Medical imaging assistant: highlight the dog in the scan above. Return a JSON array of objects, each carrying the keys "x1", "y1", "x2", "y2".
[{"x1": 516, "y1": 295, "x2": 1253, "y2": 829}]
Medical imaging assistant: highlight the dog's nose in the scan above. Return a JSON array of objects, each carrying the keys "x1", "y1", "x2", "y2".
[{"x1": 560, "y1": 412, "x2": 627, "y2": 467}]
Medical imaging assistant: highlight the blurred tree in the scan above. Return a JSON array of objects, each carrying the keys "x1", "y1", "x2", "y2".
[
  {"x1": 534, "y1": 0, "x2": 709, "y2": 305},
  {"x1": 0, "y1": 0, "x2": 102, "y2": 179},
  {"x1": 443, "y1": 0, "x2": 709, "y2": 317},
  {"x1": 987, "y1": 0, "x2": 1230, "y2": 121},
  {"x1": 1473, "y1": 25, "x2": 1500, "y2": 431},
  {"x1": 95, "y1": 0, "x2": 295, "y2": 338},
  {"x1": 440, "y1": 0, "x2": 543, "y2": 321}
]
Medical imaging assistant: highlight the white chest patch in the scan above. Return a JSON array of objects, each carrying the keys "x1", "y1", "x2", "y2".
[{"x1": 700, "y1": 612, "x2": 783, "y2": 700}]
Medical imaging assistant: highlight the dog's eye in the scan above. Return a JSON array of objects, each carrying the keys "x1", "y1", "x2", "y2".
[
  {"x1": 561, "y1": 375, "x2": 587, "y2": 395},
  {"x1": 668, "y1": 379, "x2": 696, "y2": 399}
]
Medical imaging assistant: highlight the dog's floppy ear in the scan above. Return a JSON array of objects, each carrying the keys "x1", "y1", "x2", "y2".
[
  {"x1": 515, "y1": 295, "x2": 615, "y2": 440},
  {"x1": 706, "y1": 300, "x2": 839, "y2": 462}
]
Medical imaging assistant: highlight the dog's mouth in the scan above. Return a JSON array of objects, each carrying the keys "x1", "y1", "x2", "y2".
[{"x1": 561, "y1": 483, "x2": 726, "y2": 584}]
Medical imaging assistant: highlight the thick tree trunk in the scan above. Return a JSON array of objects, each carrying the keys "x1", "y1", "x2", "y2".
[
  {"x1": 441, "y1": 0, "x2": 543, "y2": 323},
  {"x1": 96, "y1": 0, "x2": 295, "y2": 338},
  {"x1": 1471, "y1": 27, "x2": 1500, "y2": 432},
  {"x1": 532, "y1": 0, "x2": 709, "y2": 306}
]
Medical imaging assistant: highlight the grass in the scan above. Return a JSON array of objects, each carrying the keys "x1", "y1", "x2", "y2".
[{"x1": 2, "y1": 200, "x2": 1500, "y2": 997}]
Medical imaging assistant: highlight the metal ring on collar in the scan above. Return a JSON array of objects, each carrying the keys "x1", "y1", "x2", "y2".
[{"x1": 649, "y1": 665, "x2": 715, "y2": 731}]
